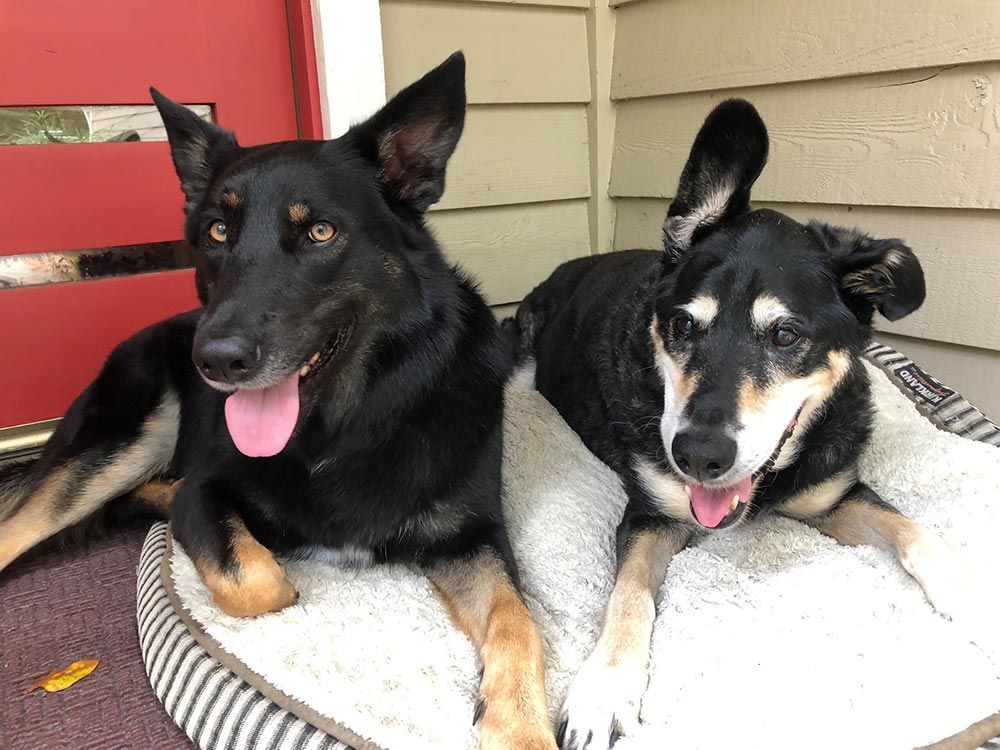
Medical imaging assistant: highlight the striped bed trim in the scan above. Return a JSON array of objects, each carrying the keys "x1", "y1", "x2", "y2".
[
  {"x1": 865, "y1": 342, "x2": 1000, "y2": 447},
  {"x1": 137, "y1": 523, "x2": 352, "y2": 750},
  {"x1": 138, "y1": 341, "x2": 998, "y2": 750}
]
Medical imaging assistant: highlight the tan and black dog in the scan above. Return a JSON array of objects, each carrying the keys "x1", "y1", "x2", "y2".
[
  {"x1": 0, "y1": 53, "x2": 556, "y2": 750},
  {"x1": 514, "y1": 99, "x2": 970, "y2": 749}
]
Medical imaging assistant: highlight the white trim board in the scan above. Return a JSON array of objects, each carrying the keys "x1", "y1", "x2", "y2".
[{"x1": 310, "y1": 0, "x2": 386, "y2": 138}]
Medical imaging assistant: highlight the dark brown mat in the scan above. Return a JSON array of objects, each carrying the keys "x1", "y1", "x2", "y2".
[{"x1": 0, "y1": 528, "x2": 192, "y2": 750}]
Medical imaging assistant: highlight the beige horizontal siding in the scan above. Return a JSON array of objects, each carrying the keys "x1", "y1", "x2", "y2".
[
  {"x1": 430, "y1": 200, "x2": 590, "y2": 304},
  {"x1": 611, "y1": 197, "x2": 664, "y2": 250},
  {"x1": 613, "y1": 0, "x2": 1000, "y2": 99},
  {"x1": 379, "y1": 0, "x2": 592, "y2": 307},
  {"x1": 611, "y1": 63, "x2": 1000, "y2": 209},
  {"x1": 876, "y1": 332, "x2": 1000, "y2": 420},
  {"x1": 437, "y1": 104, "x2": 590, "y2": 210},
  {"x1": 432, "y1": 0, "x2": 589, "y2": 7},
  {"x1": 381, "y1": 0, "x2": 590, "y2": 103},
  {"x1": 491, "y1": 302, "x2": 520, "y2": 319},
  {"x1": 612, "y1": 198, "x2": 1000, "y2": 353}
]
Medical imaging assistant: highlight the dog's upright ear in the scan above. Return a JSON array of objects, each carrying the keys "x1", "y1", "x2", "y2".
[
  {"x1": 151, "y1": 88, "x2": 239, "y2": 211},
  {"x1": 807, "y1": 223, "x2": 925, "y2": 323},
  {"x1": 349, "y1": 51, "x2": 466, "y2": 215},
  {"x1": 663, "y1": 99, "x2": 769, "y2": 258}
]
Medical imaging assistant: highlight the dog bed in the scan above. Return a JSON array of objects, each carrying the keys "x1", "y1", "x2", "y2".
[{"x1": 138, "y1": 343, "x2": 1000, "y2": 750}]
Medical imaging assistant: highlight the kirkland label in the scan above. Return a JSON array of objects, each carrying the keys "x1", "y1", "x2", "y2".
[{"x1": 894, "y1": 363, "x2": 954, "y2": 405}]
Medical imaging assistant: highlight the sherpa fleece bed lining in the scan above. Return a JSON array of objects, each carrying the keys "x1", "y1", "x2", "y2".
[
  {"x1": 142, "y1": 341, "x2": 1000, "y2": 750},
  {"x1": 161, "y1": 528, "x2": 382, "y2": 750}
]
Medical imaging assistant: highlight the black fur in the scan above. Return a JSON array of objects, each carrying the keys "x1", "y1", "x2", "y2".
[
  {"x1": 2, "y1": 57, "x2": 561, "y2": 746},
  {"x1": 516, "y1": 98, "x2": 928, "y2": 750},
  {"x1": 7, "y1": 52, "x2": 519, "y2": 584},
  {"x1": 515, "y1": 97, "x2": 925, "y2": 568}
]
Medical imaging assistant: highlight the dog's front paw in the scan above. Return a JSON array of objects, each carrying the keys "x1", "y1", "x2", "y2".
[
  {"x1": 901, "y1": 530, "x2": 977, "y2": 622},
  {"x1": 556, "y1": 660, "x2": 645, "y2": 749},
  {"x1": 475, "y1": 695, "x2": 557, "y2": 750}
]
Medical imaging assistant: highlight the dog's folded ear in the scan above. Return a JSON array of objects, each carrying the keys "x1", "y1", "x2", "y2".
[
  {"x1": 663, "y1": 99, "x2": 768, "y2": 258},
  {"x1": 150, "y1": 88, "x2": 239, "y2": 211},
  {"x1": 349, "y1": 51, "x2": 466, "y2": 215},
  {"x1": 807, "y1": 222, "x2": 926, "y2": 323}
]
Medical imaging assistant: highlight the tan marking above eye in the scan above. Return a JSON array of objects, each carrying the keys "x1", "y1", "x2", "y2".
[
  {"x1": 221, "y1": 190, "x2": 240, "y2": 209},
  {"x1": 751, "y1": 294, "x2": 791, "y2": 330},
  {"x1": 682, "y1": 295, "x2": 719, "y2": 326},
  {"x1": 208, "y1": 221, "x2": 227, "y2": 243},
  {"x1": 288, "y1": 202, "x2": 310, "y2": 223},
  {"x1": 308, "y1": 221, "x2": 336, "y2": 243}
]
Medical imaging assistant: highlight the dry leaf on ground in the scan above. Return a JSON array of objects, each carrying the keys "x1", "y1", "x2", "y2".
[{"x1": 27, "y1": 659, "x2": 100, "y2": 694}]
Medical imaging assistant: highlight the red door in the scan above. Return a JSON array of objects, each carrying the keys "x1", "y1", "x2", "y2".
[{"x1": 0, "y1": 0, "x2": 321, "y2": 429}]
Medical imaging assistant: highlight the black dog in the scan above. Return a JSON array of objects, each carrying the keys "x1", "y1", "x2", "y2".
[
  {"x1": 515, "y1": 99, "x2": 968, "y2": 749},
  {"x1": 0, "y1": 53, "x2": 555, "y2": 750}
]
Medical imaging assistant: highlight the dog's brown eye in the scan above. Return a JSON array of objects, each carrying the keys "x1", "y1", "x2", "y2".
[
  {"x1": 772, "y1": 326, "x2": 800, "y2": 348},
  {"x1": 208, "y1": 221, "x2": 227, "y2": 243},
  {"x1": 673, "y1": 313, "x2": 694, "y2": 338},
  {"x1": 308, "y1": 221, "x2": 336, "y2": 243}
]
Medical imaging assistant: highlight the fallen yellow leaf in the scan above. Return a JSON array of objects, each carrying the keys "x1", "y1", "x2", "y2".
[{"x1": 27, "y1": 659, "x2": 99, "y2": 694}]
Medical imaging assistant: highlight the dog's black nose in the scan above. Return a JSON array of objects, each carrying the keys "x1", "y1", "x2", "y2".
[
  {"x1": 194, "y1": 336, "x2": 258, "y2": 385},
  {"x1": 671, "y1": 429, "x2": 737, "y2": 482}
]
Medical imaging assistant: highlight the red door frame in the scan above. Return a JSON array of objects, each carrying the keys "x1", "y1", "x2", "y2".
[{"x1": 287, "y1": 0, "x2": 325, "y2": 141}]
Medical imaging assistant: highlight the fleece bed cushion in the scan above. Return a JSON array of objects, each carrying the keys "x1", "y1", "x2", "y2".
[{"x1": 138, "y1": 343, "x2": 1000, "y2": 750}]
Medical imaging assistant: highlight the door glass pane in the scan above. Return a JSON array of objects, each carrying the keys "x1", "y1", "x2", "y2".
[
  {"x1": 0, "y1": 104, "x2": 212, "y2": 145},
  {"x1": 0, "y1": 241, "x2": 194, "y2": 288}
]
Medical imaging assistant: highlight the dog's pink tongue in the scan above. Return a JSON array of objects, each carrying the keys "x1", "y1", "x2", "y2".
[
  {"x1": 224, "y1": 373, "x2": 300, "y2": 457},
  {"x1": 688, "y1": 477, "x2": 753, "y2": 528}
]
